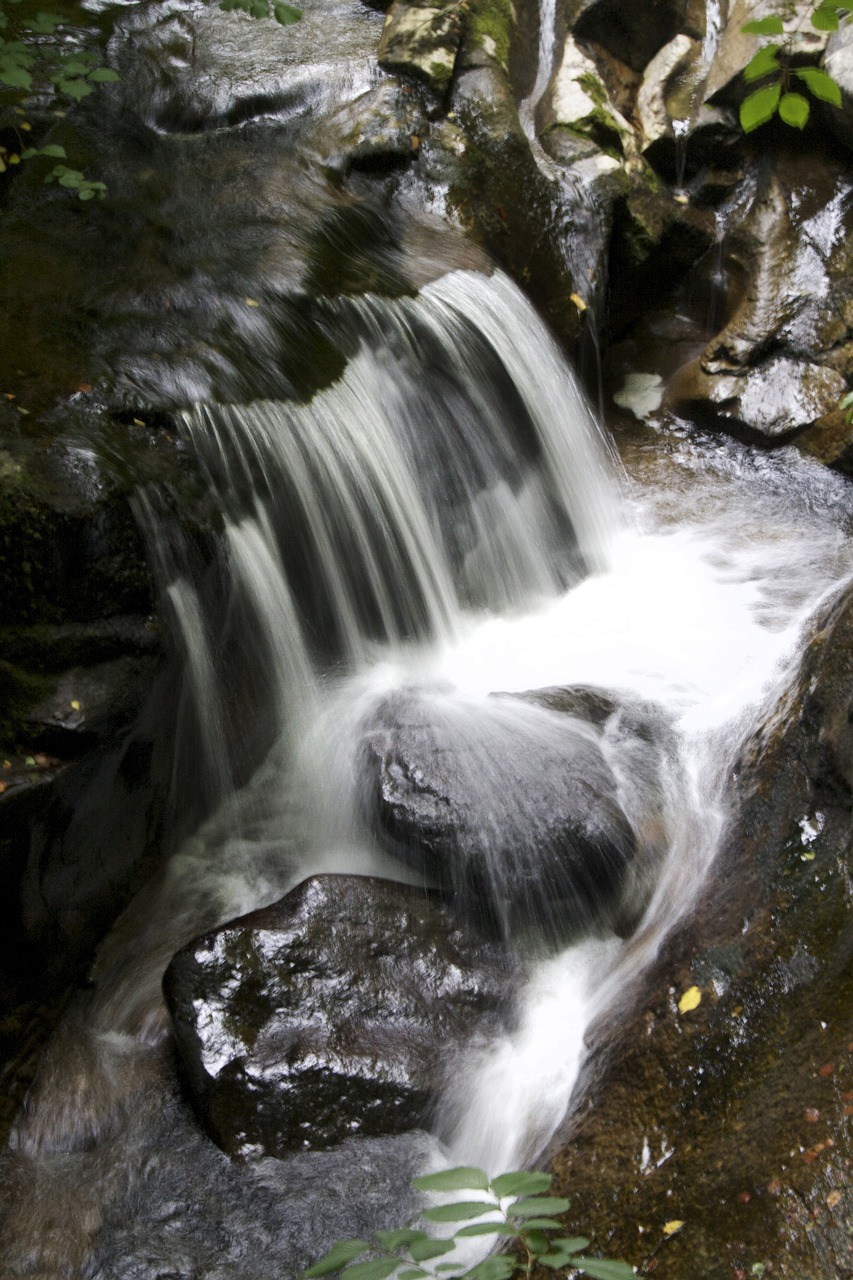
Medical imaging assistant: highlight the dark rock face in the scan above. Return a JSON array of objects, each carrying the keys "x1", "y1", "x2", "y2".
[
  {"x1": 164, "y1": 874, "x2": 518, "y2": 1158},
  {"x1": 360, "y1": 687, "x2": 667, "y2": 943},
  {"x1": 548, "y1": 582, "x2": 853, "y2": 1278}
]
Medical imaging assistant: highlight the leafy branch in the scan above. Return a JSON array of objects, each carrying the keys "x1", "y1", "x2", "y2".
[
  {"x1": 739, "y1": 0, "x2": 847, "y2": 131},
  {"x1": 303, "y1": 1168, "x2": 635, "y2": 1280}
]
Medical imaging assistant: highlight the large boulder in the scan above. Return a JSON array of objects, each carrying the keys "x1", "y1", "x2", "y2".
[
  {"x1": 360, "y1": 686, "x2": 672, "y2": 944},
  {"x1": 164, "y1": 874, "x2": 519, "y2": 1158},
  {"x1": 548, "y1": 582, "x2": 853, "y2": 1277}
]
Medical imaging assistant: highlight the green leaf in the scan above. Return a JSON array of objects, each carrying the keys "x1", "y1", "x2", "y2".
[
  {"x1": 398, "y1": 1271, "x2": 428, "y2": 1280},
  {"x1": 741, "y1": 15, "x2": 785, "y2": 33},
  {"x1": 30, "y1": 11, "x2": 63, "y2": 32},
  {"x1": 39, "y1": 143, "x2": 66, "y2": 156},
  {"x1": 794, "y1": 65, "x2": 842, "y2": 105},
  {"x1": 413, "y1": 1169, "x2": 490, "y2": 1194},
  {"x1": 523, "y1": 1230, "x2": 550, "y2": 1256},
  {"x1": 739, "y1": 82, "x2": 781, "y2": 131},
  {"x1": 743, "y1": 44, "x2": 780, "y2": 82},
  {"x1": 549, "y1": 1236, "x2": 590, "y2": 1253},
  {"x1": 517, "y1": 1218, "x2": 563, "y2": 1230},
  {"x1": 490, "y1": 1172, "x2": 552, "y2": 1198},
  {"x1": 454, "y1": 1224, "x2": 516, "y2": 1239},
  {"x1": 508, "y1": 1198, "x2": 569, "y2": 1220},
  {"x1": 435, "y1": 1266, "x2": 464, "y2": 1274},
  {"x1": 0, "y1": 63, "x2": 31, "y2": 88},
  {"x1": 574, "y1": 1260, "x2": 637, "y2": 1280},
  {"x1": 78, "y1": 187, "x2": 96, "y2": 199},
  {"x1": 20, "y1": 146, "x2": 37, "y2": 158},
  {"x1": 87, "y1": 67, "x2": 120, "y2": 82},
  {"x1": 273, "y1": 1, "x2": 302, "y2": 21},
  {"x1": 58, "y1": 168, "x2": 83, "y2": 186},
  {"x1": 373, "y1": 1230, "x2": 427, "y2": 1252},
  {"x1": 423, "y1": 1204, "x2": 492, "y2": 1224},
  {"x1": 408, "y1": 1239, "x2": 457, "y2": 1263},
  {"x1": 462, "y1": 1261, "x2": 516, "y2": 1280},
  {"x1": 778, "y1": 90, "x2": 810, "y2": 127},
  {"x1": 839, "y1": 391, "x2": 853, "y2": 409},
  {"x1": 340, "y1": 1261, "x2": 399, "y2": 1280},
  {"x1": 812, "y1": 4, "x2": 841, "y2": 29},
  {"x1": 57, "y1": 77, "x2": 93, "y2": 99},
  {"x1": 304, "y1": 1240, "x2": 372, "y2": 1276}
]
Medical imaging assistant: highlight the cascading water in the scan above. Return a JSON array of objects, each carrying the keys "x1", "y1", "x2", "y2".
[{"x1": 5, "y1": 259, "x2": 853, "y2": 1277}]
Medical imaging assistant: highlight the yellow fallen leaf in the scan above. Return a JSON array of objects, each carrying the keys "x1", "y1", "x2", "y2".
[
  {"x1": 678, "y1": 985, "x2": 702, "y2": 1014},
  {"x1": 8, "y1": 153, "x2": 20, "y2": 165},
  {"x1": 673, "y1": 192, "x2": 689, "y2": 204},
  {"x1": 663, "y1": 1220, "x2": 684, "y2": 1236},
  {"x1": 570, "y1": 292, "x2": 587, "y2": 312},
  {"x1": 244, "y1": 298, "x2": 260, "y2": 307},
  {"x1": 827, "y1": 1189, "x2": 842, "y2": 1208},
  {"x1": 70, "y1": 700, "x2": 81, "y2": 711},
  {"x1": 133, "y1": 418, "x2": 146, "y2": 427}
]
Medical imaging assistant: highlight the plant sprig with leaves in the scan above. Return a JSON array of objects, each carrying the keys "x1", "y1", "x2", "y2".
[
  {"x1": 304, "y1": 1167, "x2": 635, "y2": 1280},
  {"x1": 739, "y1": 0, "x2": 848, "y2": 131}
]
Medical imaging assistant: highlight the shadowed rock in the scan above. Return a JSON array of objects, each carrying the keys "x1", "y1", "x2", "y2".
[{"x1": 164, "y1": 874, "x2": 519, "y2": 1158}]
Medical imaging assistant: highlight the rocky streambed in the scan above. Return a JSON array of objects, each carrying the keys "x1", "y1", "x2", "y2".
[{"x1": 2, "y1": 0, "x2": 853, "y2": 1274}]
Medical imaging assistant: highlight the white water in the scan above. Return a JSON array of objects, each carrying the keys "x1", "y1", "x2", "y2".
[
  {"x1": 9, "y1": 268, "x2": 853, "y2": 1276},
  {"x1": 108, "y1": 272, "x2": 853, "y2": 1167}
]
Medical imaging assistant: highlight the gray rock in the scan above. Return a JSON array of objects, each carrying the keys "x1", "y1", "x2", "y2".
[
  {"x1": 110, "y1": 0, "x2": 384, "y2": 131},
  {"x1": 360, "y1": 687, "x2": 660, "y2": 943},
  {"x1": 637, "y1": 34, "x2": 701, "y2": 151},
  {"x1": 164, "y1": 874, "x2": 518, "y2": 1158},
  {"x1": 377, "y1": 1, "x2": 463, "y2": 92},
  {"x1": 568, "y1": 0, "x2": 702, "y2": 73}
]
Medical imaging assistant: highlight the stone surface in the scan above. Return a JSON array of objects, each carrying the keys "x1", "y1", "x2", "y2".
[
  {"x1": 636, "y1": 34, "x2": 700, "y2": 151},
  {"x1": 360, "y1": 686, "x2": 672, "y2": 943},
  {"x1": 568, "y1": 0, "x2": 702, "y2": 73},
  {"x1": 548, "y1": 582, "x2": 853, "y2": 1279},
  {"x1": 541, "y1": 35, "x2": 635, "y2": 159},
  {"x1": 164, "y1": 874, "x2": 518, "y2": 1158},
  {"x1": 377, "y1": 1, "x2": 462, "y2": 92}
]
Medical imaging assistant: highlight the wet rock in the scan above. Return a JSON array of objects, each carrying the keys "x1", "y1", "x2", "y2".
[
  {"x1": 666, "y1": 163, "x2": 853, "y2": 438},
  {"x1": 377, "y1": 0, "x2": 463, "y2": 93},
  {"x1": 548, "y1": 582, "x2": 853, "y2": 1278},
  {"x1": 360, "y1": 687, "x2": 658, "y2": 943},
  {"x1": 164, "y1": 874, "x2": 518, "y2": 1158},
  {"x1": 540, "y1": 35, "x2": 635, "y2": 159},
  {"x1": 319, "y1": 81, "x2": 427, "y2": 171},
  {"x1": 111, "y1": 0, "x2": 384, "y2": 132},
  {"x1": 669, "y1": 352, "x2": 846, "y2": 438},
  {"x1": 636, "y1": 34, "x2": 700, "y2": 152},
  {"x1": 568, "y1": 0, "x2": 702, "y2": 73}
]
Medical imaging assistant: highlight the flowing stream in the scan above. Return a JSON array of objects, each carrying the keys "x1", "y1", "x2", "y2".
[{"x1": 7, "y1": 270, "x2": 853, "y2": 1275}]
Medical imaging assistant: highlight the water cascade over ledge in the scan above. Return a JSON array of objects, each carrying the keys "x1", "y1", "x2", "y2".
[{"x1": 5, "y1": 240, "x2": 853, "y2": 1274}]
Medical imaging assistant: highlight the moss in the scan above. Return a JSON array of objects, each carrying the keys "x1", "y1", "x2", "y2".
[{"x1": 466, "y1": 0, "x2": 513, "y2": 69}]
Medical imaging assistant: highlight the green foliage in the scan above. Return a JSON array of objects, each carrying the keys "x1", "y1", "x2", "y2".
[
  {"x1": 303, "y1": 1167, "x2": 635, "y2": 1280},
  {"x1": 839, "y1": 390, "x2": 853, "y2": 423},
  {"x1": 738, "y1": 1, "x2": 848, "y2": 132}
]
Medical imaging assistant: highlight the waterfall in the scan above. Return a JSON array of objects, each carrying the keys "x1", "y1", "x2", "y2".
[{"x1": 7, "y1": 261, "x2": 853, "y2": 1277}]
